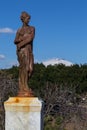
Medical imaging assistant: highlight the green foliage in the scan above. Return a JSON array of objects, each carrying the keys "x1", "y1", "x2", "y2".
[
  {"x1": 55, "y1": 116, "x2": 63, "y2": 125},
  {"x1": 3, "y1": 63, "x2": 87, "y2": 95},
  {"x1": 44, "y1": 115, "x2": 64, "y2": 130},
  {"x1": 4, "y1": 66, "x2": 19, "y2": 79},
  {"x1": 29, "y1": 63, "x2": 87, "y2": 95},
  {"x1": 1, "y1": 63, "x2": 87, "y2": 95}
]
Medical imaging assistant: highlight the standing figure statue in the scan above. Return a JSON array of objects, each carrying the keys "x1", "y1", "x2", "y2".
[{"x1": 14, "y1": 11, "x2": 35, "y2": 96}]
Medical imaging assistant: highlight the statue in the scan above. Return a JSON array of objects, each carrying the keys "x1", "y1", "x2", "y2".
[{"x1": 14, "y1": 11, "x2": 35, "y2": 97}]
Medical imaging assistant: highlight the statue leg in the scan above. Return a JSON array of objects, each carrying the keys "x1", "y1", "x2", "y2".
[
  {"x1": 17, "y1": 50, "x2": 28, "y2": 91},
  {"x1": 17, "y1": 50, "x2": 34, "y2": 96},
  {"x1": 28, "y1": 53, "x2": 34, "y2": 78}
]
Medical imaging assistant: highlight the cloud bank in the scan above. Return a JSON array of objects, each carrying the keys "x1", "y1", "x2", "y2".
[
  {"x1": 0, "y1": 28, "x2": 16, "y2": 34},
  {"x1": 0, "y1": 54, "x2": 5, "y2": 59}
]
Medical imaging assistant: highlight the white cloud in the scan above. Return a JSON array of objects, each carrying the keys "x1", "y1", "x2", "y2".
[
  {"x1": 0, "y1": 54, "x2": 5, "y2": 59},
  {"x1": 42, "y1": 58, "x2": 73, "y2": 67},
  {"x1": 0, "y1": 28, "x2": 16, "y2": 34}
]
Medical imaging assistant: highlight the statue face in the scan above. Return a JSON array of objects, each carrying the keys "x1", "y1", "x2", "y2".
[{"x1": 21, "y1": 16, "x2": 30, "y2": 25}]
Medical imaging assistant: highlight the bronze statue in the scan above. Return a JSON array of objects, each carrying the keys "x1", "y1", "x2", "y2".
[{"x1": 14, "y1": 11, "x2": 35, "y2": 97}]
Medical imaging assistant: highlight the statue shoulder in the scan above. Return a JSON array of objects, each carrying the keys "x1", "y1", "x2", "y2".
[
  {"x1": 16, "y1": 27, "x2": 25, "y2": 36},
  {"x1": 30, "y1": 26, "x2": 35, "y2": 32},
  {"x1": 16, "y1": 28, "x2": 22, "y2": 34}
]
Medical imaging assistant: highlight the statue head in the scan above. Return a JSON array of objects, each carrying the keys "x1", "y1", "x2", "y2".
[{"x1": 20, "y1": 11, "x2": 31, "y2": 23}]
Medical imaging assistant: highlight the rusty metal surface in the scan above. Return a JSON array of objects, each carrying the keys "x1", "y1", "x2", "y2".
[{"x1": 14, "y1": 12, "x2": 35, "y2": 97}]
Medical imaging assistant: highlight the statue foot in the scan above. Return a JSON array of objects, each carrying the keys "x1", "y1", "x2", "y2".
[{"x1": 17, "y1": 88, "x2": 34, "y2": 97}]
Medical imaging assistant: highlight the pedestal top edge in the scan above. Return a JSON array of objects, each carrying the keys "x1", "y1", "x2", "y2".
[{"x1": 4, "y1": 97, "x2": 42, "y2": 106}]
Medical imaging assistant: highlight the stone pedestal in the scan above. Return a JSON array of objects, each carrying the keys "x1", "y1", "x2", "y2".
[{"x1": 4, "y1": 97, "x2": 43, "y2": 130}]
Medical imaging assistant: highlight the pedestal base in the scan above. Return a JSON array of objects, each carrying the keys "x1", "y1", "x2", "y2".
[{"x1": 4, "y1": 97, "x2": 43, "y2": 130}]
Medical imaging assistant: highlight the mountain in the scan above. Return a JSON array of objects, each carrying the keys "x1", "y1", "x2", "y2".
[{"x1": 42, "y1": 58, "x2": 73, "y2": 67}]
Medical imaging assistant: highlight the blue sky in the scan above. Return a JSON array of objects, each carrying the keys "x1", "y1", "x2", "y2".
[{"x1": 0, "y1": 0, "x2": 87, "y2": 68}]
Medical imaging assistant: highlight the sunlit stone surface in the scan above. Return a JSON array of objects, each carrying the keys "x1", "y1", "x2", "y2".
[{"x1": 4, "y1": 97, "x2": 43, "y2": 130}]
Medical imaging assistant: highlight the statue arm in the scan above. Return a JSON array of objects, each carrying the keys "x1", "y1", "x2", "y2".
[
  {"x1": 14, "y1": 29, "x2": 23, "y2": 44},
  {"x1": 17, "y1": 27, "x2": 35, "y2": 48},
  {"x1": 29, "y1": 26, "x2": 35, "y2": 41}
]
